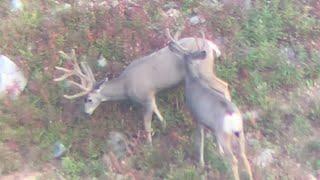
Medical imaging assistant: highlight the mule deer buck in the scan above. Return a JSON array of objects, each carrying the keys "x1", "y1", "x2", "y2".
[
  {"x1": 168, "y1": 42, "x2": 253, "y2": 180},
  {"x1": 54, "y1": 29, "x2": 229, "y2": 143}
]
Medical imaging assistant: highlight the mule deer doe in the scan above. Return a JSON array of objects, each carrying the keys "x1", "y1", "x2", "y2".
[
  {"x1": 54, "y1": 30, "x2": 229, "y2": 143},
  {"x1": 168, "y1": 42, "x2": 253, "y2": 180}
]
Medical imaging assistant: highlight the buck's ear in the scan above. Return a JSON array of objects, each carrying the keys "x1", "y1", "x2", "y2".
[
  {"x1": 93, "y1": 79, "x2": 106, "y2": 90},
  {"x1": 168, "y1": 42, "x2": 185, "y2": 56}
]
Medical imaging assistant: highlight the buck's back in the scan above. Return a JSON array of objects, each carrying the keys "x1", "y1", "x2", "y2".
[
  {"x1": 119, "y1": 46, "x2": 186, "y2": 92},
  {"x1": 119, "y1": 38, "x2": 216, "y2": 92}
]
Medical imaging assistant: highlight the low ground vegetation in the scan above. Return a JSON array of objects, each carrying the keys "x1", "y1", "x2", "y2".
[{"x1": 0, "y1": 0, "x2": 320, "y2": 179}]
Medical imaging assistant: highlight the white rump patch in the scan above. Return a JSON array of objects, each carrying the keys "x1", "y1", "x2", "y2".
[
  {"x1": 208, "y1": 41, "x2": 221, "y2": 58},
  {"x1": 223, "y1": 113, "x2": 242, "y2": 134}
]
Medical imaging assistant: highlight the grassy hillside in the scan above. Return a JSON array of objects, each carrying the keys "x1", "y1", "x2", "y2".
[{"x1": 0, "y1": 0, "x2": 320, "y2": 179}]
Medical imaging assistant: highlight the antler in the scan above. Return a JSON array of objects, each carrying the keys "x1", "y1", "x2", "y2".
[
  {"x1": 166, "y1": 28, "x2": 206, "y2": 52},
  {"x1": 165, "y1": 28, "x2": 189, "y2": 53},
  {"x1": 54, "y1": 49, "x2": 96, "y2": 99},
  {"x1": 195, "y1": 30, "x2": 206, "y2": 50}
]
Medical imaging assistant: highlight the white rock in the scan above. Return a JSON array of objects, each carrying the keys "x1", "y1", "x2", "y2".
[
  {"x1": 97, "y1": 54, "x2": 107, "y2": 67},
  {"x1": 0, "y1": 55, "x2": 27, "y2": 100},
  {"x1": 11, "y1": 0, "x2": 23, "y2": 11}
]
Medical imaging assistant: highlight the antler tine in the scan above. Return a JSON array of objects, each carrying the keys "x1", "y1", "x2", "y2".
[
  {"x1": 195, "y1": 30, "x2": 206, "y2": 51},
  {"x1": 200, "y1": 30, "x2": 206, "y2": 50},
  {"x1": 174, "y1": 28, "x2": 182, "y2": 40},
  {"x1": 54, "y1": 49, "x2": 96, "y2": 99},
  {"x1": 54, "y1": 51, "x2": 73, "y2": 81},
  {"x1": 67, "y1": 80, "x2": 88, "y2": 90},
  {"x1": 71, "y1": 49, "x2": 87, "y2": 79},
  {"x1": 166, "y1": 28, "x2": 175, "y2": 42},
  {"x1": 63, "y1": 91, "x2": 91, "y2": 99},
  {"x1": 54, "y1": 50, "x2": 86, "y2": 82},
  {"x1": 53, "y1": 66, "x2": 73, "y2": 81},
  {"x1": 80, "y1": 61, "x2": 96, "y2": 83},
  {"x1": 58, "y1": 50, "x2": 71, "y2": 60},
  {"x1": 165, "y1": 28, "x2": 189, "y2": 53}
]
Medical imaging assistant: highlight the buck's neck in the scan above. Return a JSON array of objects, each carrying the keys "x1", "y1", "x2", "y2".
[{"x1": 99, "y1": 77, "x2": 127, "y2": 101}]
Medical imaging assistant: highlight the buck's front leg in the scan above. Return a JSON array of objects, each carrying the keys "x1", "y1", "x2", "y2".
[
  {"x1": 143, "y1": 101, "x2": 154, "y2": 144},
  {"x1": 195, "y1": 124, "x2": 205, "y2": 167}
]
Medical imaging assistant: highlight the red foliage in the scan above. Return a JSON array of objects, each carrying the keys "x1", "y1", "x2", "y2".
[
  {"x1": 5, "y1": 140, "x2": 19, "y2": 152},
  {"x1": 310, "y1": 0, "x2": 320, "y2": 18}
]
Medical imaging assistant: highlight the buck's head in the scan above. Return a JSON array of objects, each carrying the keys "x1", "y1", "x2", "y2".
[
  {"x1": 168, "y1": 41, "x2": 207, "y2": 77},
  {"x1": 166, "y1": 28, "x2": 208, "y2": 76},
  {"x1": 54, "y1": 49, "x2": 104, "y2": 116},
  {"x1": 83, "y1": 79, "x2": 108, "y2": 115}
]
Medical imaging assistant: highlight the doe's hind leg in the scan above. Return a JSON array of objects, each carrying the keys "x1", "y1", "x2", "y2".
[
  {"x1": 217, "y1": 133, "x2": 240, "y2": 180},
  {"x1": 238, "y1": 131, "x2": 253, "y2": 180}
]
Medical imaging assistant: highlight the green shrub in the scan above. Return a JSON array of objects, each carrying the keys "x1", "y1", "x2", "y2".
[{"x1": 62, "y1": 156, "x2": 85, "y2": 178}]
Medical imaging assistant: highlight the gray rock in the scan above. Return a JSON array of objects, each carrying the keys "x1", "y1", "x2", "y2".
[
  {"x1": 222, "y1": 0, "x2": 252, "y2": 11},
  {"x1": 281, "y1": 46, "x2": 296, "y2": 61},
  {"x1": 253, "y1": 148, "x2": 275, "y2": 168},
  {"x1": 106, "y1": 131, "x2": 128, "y2": 159},
  {"x1": 163, "y1": 1, "x2": 179, "y2": 10},
  {"x1": 189, "y1": 15, "x2": 206, "y2": 25},
  {"x1": 200, "y1": 0, "x2": 223, "y2": 10}
]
